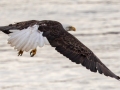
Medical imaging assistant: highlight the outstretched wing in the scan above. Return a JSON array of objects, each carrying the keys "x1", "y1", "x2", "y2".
[{"x1": 46, "y1": 30, "x2": 120, "y2": 80}]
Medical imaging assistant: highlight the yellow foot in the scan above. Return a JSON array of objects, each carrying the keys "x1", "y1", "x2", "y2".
[
  {"x1": 30, "y1": 49, "x2": 37, "y2": 57},
  {"x1": 18, "y1": 50, "x2": 23, "y2": 56}
]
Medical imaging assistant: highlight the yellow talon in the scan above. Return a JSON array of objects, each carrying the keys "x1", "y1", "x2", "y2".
[
  {"x1": 18, "y1": 50, "x2": 23, "y2": 56},
  {"x1": 30, "y1": 49, "x2": 37, "y2": 57}
]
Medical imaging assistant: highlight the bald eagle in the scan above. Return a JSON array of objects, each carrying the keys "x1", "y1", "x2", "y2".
[{"x1": 0, "y1": 20, "x2": 119, "y2": 80}]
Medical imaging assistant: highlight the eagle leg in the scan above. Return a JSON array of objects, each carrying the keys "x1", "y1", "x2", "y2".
[
  {"x1": 30, "y1": 48, "x2": 37, "y2": 57},
  {"x1": 18, "y1": 50, "x2": 23, "y2": 56}
]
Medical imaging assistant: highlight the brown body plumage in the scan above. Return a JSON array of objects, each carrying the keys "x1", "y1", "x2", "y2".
[{"x1": 0, "y1": 20, "x2": 119, "y2": 80}]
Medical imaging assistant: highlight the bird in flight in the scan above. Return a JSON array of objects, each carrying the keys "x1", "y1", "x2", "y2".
[{"x1": 0, "y1": 20, "x2": 119, "y2": 80}]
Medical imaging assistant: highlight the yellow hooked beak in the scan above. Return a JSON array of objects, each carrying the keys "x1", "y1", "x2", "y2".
[{"x1": 69, "y1": 26, "x2": 76, "y2": 31}]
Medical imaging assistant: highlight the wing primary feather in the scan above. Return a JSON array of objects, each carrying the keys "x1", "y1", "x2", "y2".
[
  {"x1": 73, "y1": 55, "x2": 81, "y2": 64},
  {"x1": 82, "y1": 59, "x2": 88, "y2": 67},
  {"x1": 96, "y1": 63, "x2": 103, "y2": 74},
  {"x1": 90, "y1": 62, "x2": 97, "y2": 72},
  {"x1": 85, "y1": 60, "x2": 91, "y2": 69}
]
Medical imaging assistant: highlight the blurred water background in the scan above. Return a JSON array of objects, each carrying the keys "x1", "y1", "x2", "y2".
[{"x1": 0, "y1": 0, "x2": 120, "y2": 90}]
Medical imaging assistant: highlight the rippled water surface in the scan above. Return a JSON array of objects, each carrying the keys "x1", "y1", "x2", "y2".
[{"x1": 0, "y1": 0, "x2": 120, "y2": 90}]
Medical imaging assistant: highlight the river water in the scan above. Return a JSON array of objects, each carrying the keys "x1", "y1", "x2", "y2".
[{"x1": 0, "y1": 0, "x2": 120, "y2": 90}]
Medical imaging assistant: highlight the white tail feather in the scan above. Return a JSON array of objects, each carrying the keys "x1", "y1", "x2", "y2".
[
  {"x1": 44, "y1": 37, "x2": 49, "y2": 45},
  {"x1": 9, "y1": 30, "x2": 20, "y2": 36},
  {"x1": 9, "y1": 30, "x2": 20, "y2": 33},
  {"x1": 8, "y1": 25, "x2": 50, "y2": 52},
  {"x1": 22, "y1": 33, "x2": 30, "y2": 51},
  {"x1": 15, "y1": 30, "x2": 31, "y2": 51},
  {"x1": 8, "y1": 29, "x2": 27, "y2": 43},
  {"x1": 24, "y1": 32, "x2": 38, "y2": 51},
  {"x1": 39, "y1": 33, "x2": 44, "y2": 47},
  {"x1": 25, "y1": 32, "x2": 38, "y2": 51}
]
